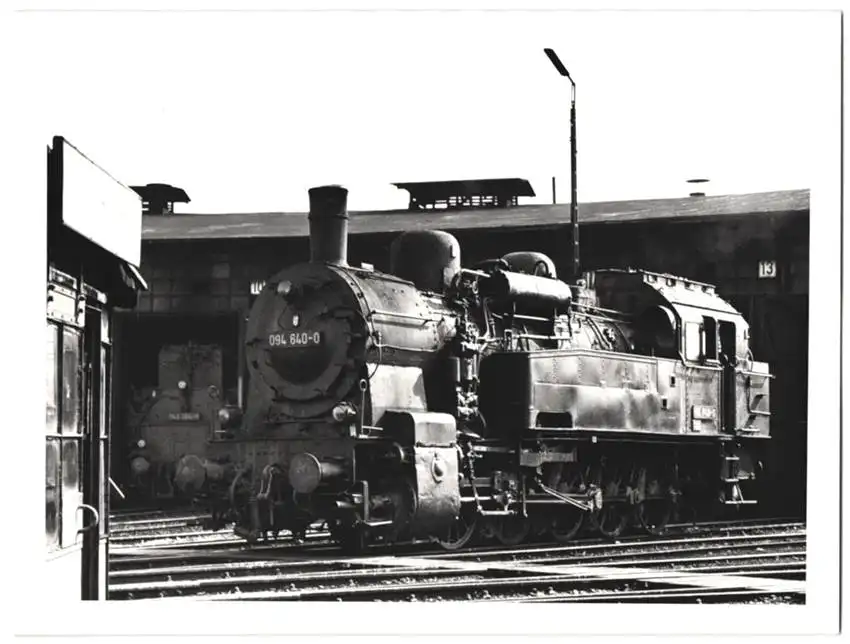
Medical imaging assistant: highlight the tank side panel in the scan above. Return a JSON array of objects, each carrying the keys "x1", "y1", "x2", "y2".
[
  {"x1": 682, "y1": 365, "x2": 722, "y2": 435},
  {"x1": 531, "y1": 352, "x2": 682, "y2": 433},
  {"x1": 480, "y1": 350, "x2": 688, "y2": 437}
]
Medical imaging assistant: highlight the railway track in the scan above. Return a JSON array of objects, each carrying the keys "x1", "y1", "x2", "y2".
[
  {"x1": 110, "y1": 512, "x2": 233, "y2": 548},
  {"x1": 110, "y1": 509, "x2": 333, "y2": 550},
  {"x1": 112, "y1": 514, "x2": 206, "y2": 532},
  {"x1": 109, "y1": 508, "x2": 799, "y2": 552},
  {"x1": 108, "y1": 519, "x2": 806, "y2": 603}
]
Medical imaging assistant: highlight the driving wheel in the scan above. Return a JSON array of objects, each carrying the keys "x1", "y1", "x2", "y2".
[
  {"x1": 636, "y1": 498, "x2": 673, "y2": 535},
  {"x1": 495, "y1": 515, "x2": 530, "y2": 546},
  {"x1": 550, "y1": 507, "x2": 585, "y2": 543},
  {"x1": 593, "y1": 503, "x2": 629, "y2": 538},
  {"x1": 437, "y1": 511, "x2": 478, "y2": 551}
]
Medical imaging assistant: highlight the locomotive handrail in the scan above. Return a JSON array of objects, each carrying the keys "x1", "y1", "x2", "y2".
[
  {"x1": 372, "y1": 342, "x2": 442, "y2": 354},
  {"x1": 75, "y1": 503, "x2": 100, "y2": 543},
  {"x1": 478, "y1": 337, "x2": 504, "y2": 347},
  {"x1": 510, "y1": 332, "x2": 572, "y2": 342},
  {"x1": 745, "y1": 377, "x2": 772, "y2": 418},
  {"x1": 742, "y1": 370, "x2": 776, "y2": 380},
  {"x1": 459, "y1": 267, "x2": 491, "y2": 279},
  {"x1": 359, "y1": 378, "x2": 368, "y2": 427},
  {"x1": 489, "y1": 311, "x2": 551, "y2": 323},
  {"x1": 575, "y1": 311, "x2": 632, "y2": 326},
  {"x1": 581, "y1": 311, "x2": 632, "y2": 349},
  {"x1": 368, "y1": 308, "x2": 443, "y2": 324},
  {"x1": 572, "y1": 303, "x2": 634, "y2": 320},
  {"x1": 109, "y1": 477, "x2": 126, "y2": 500}
]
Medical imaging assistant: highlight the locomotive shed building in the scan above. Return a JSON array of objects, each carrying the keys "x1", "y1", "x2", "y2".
[{"x1": 114, "y1": 182, "x2": 810, "y2": 516}]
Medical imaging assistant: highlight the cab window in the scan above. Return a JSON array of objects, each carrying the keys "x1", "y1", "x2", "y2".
[
  {"x1": 684, "y1": 322, "x2": 701, "y2": 362},
  {"x1": 702, "y1": 316, "x2": 718, "y2": 361}
]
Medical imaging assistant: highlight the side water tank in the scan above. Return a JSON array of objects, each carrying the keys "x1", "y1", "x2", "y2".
[
  {"x1": 501, "y1": 251, "x2": 558, "y2": 279},
  {"x1": 390, "y1": 230, "x2": 461, "y2": 293}
]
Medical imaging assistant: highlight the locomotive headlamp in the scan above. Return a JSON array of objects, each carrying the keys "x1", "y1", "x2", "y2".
[
  {"x1": 131, "y1": 456, "x2": 150, "y2": 475},
  {"x1": 217, "y1": 406, "x2": 243, "y2": 429},
  {"x1": 331, "y1": 402, "x2": 358, "y2": 423},
  {"x1": 276, "y1": 280, "x2": 293, "y2": 297},
  {"x1": 137, "y1": 439, "x2": 146, "y2": 449},
  {"x1": 177, "y1": 380, "x2": 188, "y2": 391}
]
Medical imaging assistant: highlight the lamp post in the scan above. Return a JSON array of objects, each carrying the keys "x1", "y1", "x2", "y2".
[{"x1": 543, "y1": 48, "x2": 580, "y2": 281}]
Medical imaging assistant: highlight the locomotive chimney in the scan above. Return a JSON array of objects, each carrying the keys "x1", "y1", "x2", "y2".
[{"x1": 308, "y1": 185, "x2": 349, "y2": 265}]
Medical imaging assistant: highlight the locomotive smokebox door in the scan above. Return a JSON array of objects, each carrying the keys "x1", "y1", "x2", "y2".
[{"x1": 379, "y1": 411, "x2": 461, "y2": 535}]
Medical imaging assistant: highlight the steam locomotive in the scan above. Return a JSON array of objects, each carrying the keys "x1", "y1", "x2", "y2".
[
  {"x1": 189, "y1": 185, "x2": 772, "y2": 551},
  {"x1": 124, "y1": 344, "x2": 228, "y2": 501}
]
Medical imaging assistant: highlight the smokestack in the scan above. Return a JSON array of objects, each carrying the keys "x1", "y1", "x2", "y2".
[{"x1": 308, "y1": 185, "x2": 349, "y2": 265}]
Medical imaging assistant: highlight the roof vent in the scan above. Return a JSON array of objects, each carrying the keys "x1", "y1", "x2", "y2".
[
  {"x1": 393, "y1": 178, "x2": 535, "y2": 211},
  {"x1": 686, "y1": 178, "x2": 709, "y2": 198},
  {"x1": 131, "y1": 183, "x2": 191, "y2": 216}
]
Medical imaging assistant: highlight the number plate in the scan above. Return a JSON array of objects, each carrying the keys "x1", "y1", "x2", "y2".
[
  {"x1": 168, "y1": 412, "x2": 201, "y2": 422},
  {"x1": 692, "y1": 405, "x2": 717, "y2": 421},
  {"x1": 268, "y1": 331, "x2": 323, "y2": 348}
]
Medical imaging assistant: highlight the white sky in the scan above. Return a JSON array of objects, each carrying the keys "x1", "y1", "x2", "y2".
[{"x1": 17, "y1": 9, "x2": 838, "y2": 213}]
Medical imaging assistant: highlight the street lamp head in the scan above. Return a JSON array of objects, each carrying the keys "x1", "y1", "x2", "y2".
[
  {"x1": 544, "y1": 48, "x2": 572, "y2": 80},
  {"x1": 542, "y1": 47, "x2": 579, "y2": 281}
]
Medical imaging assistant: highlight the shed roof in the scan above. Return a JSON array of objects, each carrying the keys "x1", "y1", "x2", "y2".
[{"x1": 142, "y1": 189, "x2": 809, "y2": 242}]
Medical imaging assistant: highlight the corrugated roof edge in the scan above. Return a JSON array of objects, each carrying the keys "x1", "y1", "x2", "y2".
[{"x1": 142, "y1": 188, "x2": 810, "y2": 242}]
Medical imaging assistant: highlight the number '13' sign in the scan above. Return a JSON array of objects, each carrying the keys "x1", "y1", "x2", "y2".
[{"x1": 758, "y1": 260, "x2": 777, "y2": 279}]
